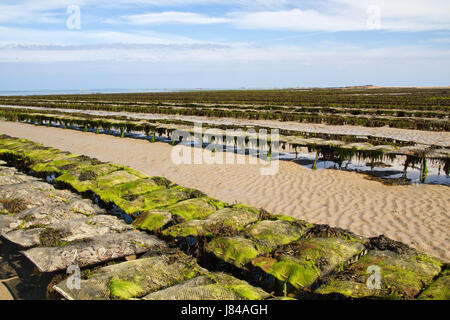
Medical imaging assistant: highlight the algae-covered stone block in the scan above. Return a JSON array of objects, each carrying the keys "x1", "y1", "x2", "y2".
[
  {"x1": 163, "y1": 206, "x2": 261, "y2": 238},
  {"x1": 32, "y1": 155, "x2": 95, "y2": 177},
  {"x1": 0, "y1": 139, "x2": 36, "y2": 156},
  {"x1": 134, "y1": 197, "x2": 225, "y2": 232},
  {"x1": 3, "y1": 215, "x2": 132, "y2": 248},
  {"x1": 315, "y1": 250, "x2": 443, "y2": 299},
  {"x1": 22, "y1": 148, "x2": 70, "y2": 165},
  {"x1": 243, "y1": 219, "x2": 312, "y2": 253},
  {"x1": 418, "y1": 269, "x2": 450, "y2": 300},
  {"x1": 252, "y1": 237, "x2": 366, "y2": 291},
  {"x1": 207, "y1": 237, "x2": 262, "y2": 268},
  {"x1": 133, "y1": 210, "x2": 173, "y2": 232},
  {"x1": 55, "y1": 163, "x2": 122, "y2": 193},
  {"x1": 142, "y1": 272, "x2": 270, "y2": 300},
  {"x1": 112, "y1": 188, "x2": 193, "y2": 216},
  {"x1": 164, "y1": 197, "x2": 225, "y2": 221},
  {"x1": 93, "y1": 169, "x2": 142, "y2": 189},
  {"x1": 22, "y1": 231, "x2": 167, "y2": 273},
  {"x1": 53, "y1": 251, "x2": 208, "y2": 300},
  {"x1": 97, "y1": 178, "x2": 163, "y2": 205}
]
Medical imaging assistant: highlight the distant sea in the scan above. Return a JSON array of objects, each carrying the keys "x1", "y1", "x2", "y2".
[
  {"x1": 0, "y1": 87, "x2": 275, "y2": 96},
  {"x1": 0, "y1": 89, "x2": 206, "y2": 96}
]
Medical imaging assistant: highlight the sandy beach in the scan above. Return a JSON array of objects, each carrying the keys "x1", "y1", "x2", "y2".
[{"x1": 1, "y1": 120, "x2": 449, "y2": 262}]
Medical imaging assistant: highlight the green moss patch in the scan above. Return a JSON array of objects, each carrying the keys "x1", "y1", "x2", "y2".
[
  {"x1": 418, "y1": 269, "x2": 450, "y2": 300},
  {"x1": 109, "y1": 278, "x2": 145, "y2": 300},
  {"x1": 315, "y1": 250, "x2": 443, "y2": 299},
  {"x1": 243, "y1": 219, "x2": 312, "y2": 253},
  {"x1": 32, "y1": 155, "x2": 94, "y2": 177},
  {"x1": 163, "y1": 207, "x2": 261, "y2": 238},
  {"x1": 133, "y1": 210, "x2": 172, "y2": 232},
  {"x1": 55, "y1": 163, "x2": 121, "y2": 193},
  {"x1": 143, "y1": 272, "x2": 270, "y2": 300},
  {"x1": 112, "y1": 188, "x2": 192, "y2": 216},
  {"x1": 254, "y1": 256, "x2": 320, "y2": 290},
  {"x1": 54, "y1": 252, "x2": 208, "y2": 300},
  {"x1": 93, "y1": 169, "x2": 142, "y2": 189},
  {"x1": 207, "y1": 237, "x2": 262, "y2": 268},
  {"x1": 252, "y1": 237, "x2": 365, "y2": 291},
  {"x1": 164, "y1": 197, "x2": 224, "y2": 221}
]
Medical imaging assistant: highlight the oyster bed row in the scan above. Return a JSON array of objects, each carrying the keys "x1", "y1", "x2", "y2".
[
  {"x1": 1, "y1": 110, "x2": 449, "y2": 181},
  {"x1": 0, "y1": 135, "x2": 448, "y2": 300}
]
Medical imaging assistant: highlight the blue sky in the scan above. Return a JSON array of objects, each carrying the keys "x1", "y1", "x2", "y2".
[{"x1": 1, "y1": 0, "x2": 449, "y2": 91}]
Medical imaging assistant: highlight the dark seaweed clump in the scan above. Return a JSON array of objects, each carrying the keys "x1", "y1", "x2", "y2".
[
  {"x1": 0, "y1": 198, "x2": 29, "y2": 214},
  {"x1": 368, "y1": 234, "x2": 412, "y2": 255}
]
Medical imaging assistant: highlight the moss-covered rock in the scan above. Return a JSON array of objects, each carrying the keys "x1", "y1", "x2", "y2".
[
  {"x1": 31, "y1": 155, "x2": 95, "y2": 177},
  {"x1": 3, "y1": 215, "x2": 133, "y2": 248},
  {"x1": 109, "y1": 278, "x2": 145, "y2": 300},
  {"x1": 142, "y1": 272, "x2": 270, "y2": 300},
  {"x1": 93, "y1": 169, "x2": 143, "y2": 190},
  {"x1": 55, "y1": 163, "x2": 121, "y2": 193},
  {"x1": 133, "y1": 210, "x2": 173, "y2": 232},
  {"x1": 243, "y1": 219, "x2": 312, "y2": 253},
  {"x1": 252, "y1": 237, "x2": 365, "y2": 291},
  {"x1": 164, "y1": 197, "x2": 225, "y2": 221},
  {"x1": 112, "y1": 188, "x2": 193, "y2": 216},
  {"x1": 417, "y1": 269, "x2": 450, "y2": 300},
  {"x1": 207, "y1": 237, "x2": 262, "y2": 268},
  {"x1": 163, "y1": 206, "x2": 261, "y2": 238},
  {"x1": 53, "y1": 251, "x2": 208, "y2": 300},
  {"x1": 99, "y1": 178, "x2": 163, "y2": 204},
  {"x1": 22, "y1": 231, "x2": 167, "y2": 273},
  {"x1": 315, "y1": 250, "x2": 443, "y2": 299}
]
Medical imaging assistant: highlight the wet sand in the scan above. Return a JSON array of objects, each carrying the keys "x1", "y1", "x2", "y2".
[
  {"x1": 1, "y1": 120, "x2": 449, "y2": 262},
  {"x1": 0, "y1": 282, "x2": 13, "y2": 300}
]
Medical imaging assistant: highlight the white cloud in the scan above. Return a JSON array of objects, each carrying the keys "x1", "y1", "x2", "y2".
[
  {"x1": 1, "y1": 0, "x2": 449, "y2": 32},
  {"x1": 0, "y1": 26, "x2": 201, "y2": 46},
  {"x1": 1, "y1": 31, "x2": 449, "y2": 66},
  {"x1": 120, "y1": 11, "x2": 229, "y2": 25},
  {"x1": 230, "y1": 0, "x2": 450, "y2": 32}
]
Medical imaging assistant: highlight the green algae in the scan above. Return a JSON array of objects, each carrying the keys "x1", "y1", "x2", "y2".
[
  {"x1": 243, "y1": 219, "x2": 311, "y2": 253},
  {"x1": 94, "y1": 169, "x2": 143, "y2": 189},
  {"x1": 252, "y1": 237, "x2": 365, "y2": 291},
  {"x1": 113, "y1": 187, "x2": 192, "y2": 216},
  {"x1": 142, "y1": 273, "x2": 267, "y2": 300},
  {"x1": 55, "y1": 252, "x2": 208, "y2": 300},
  {"x1": 225, "y1": 283, "x2": 265, "y2": 300},
  {"x1": 133, "y1": 210, "x2": 172, "y2": 232},
  {"x1": 163, "y1": 197, "x2": 225, "y2": 221},
  {"x1": 257, "y1": 257, "x2": 320, "y2": 290},
  {"x1": 55, "y1": 163, "x2": 121, "y2": 193},
  {"x1": 163, "y1": 207, "x2": 261, "y2": 238},
  {"x1": 418, "y1": 269, "x2": 450, "y2": 300},
  {"x1": 207, "y1": 237, "x2": 261, "y2": 268},
  {"x1": 32, "y1": 155, "x2": 94, "y2": 177},
  {"x1": 94, "y1": 178, "x2": 163, "y2": 206},
  {"x1": 315, "y1": 250, "x2": 443, "y2": 299},
  {"x1": 109, "y1": 278, "x2": 145, "y2": 300}
]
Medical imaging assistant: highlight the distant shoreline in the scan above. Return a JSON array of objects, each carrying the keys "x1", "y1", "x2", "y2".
[{"x1": 1, "y1": 85, "x2": 449, "y2": 96}]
